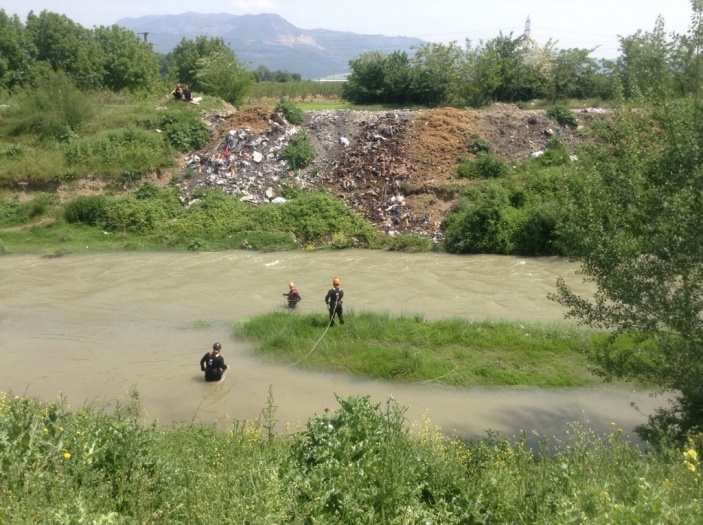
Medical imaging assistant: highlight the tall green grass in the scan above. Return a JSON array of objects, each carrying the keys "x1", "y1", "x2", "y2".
[
  {"x1": 0, "y1": 189, "x2": 385, "y2": 253},
  {"x1": 1, "y1": 391, "x2": 701, "y2": 523},
  {"x1": 236, "y1": 311, "x2": 603, "y2": 387},
  {"x1": 0, "y1": 88, "x2": 227, "y2": 188}
]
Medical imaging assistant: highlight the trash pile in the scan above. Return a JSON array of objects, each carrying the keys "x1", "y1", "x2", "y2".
[
  {"x1": 173, "y1": 103, "x2": 590, "y2": 242},
  {"x1": 317, "y1": 111, "x2": 441, "y2": 239},
  {"x1": 177, "y1": 109, "x2": 307, "y2": 205}
]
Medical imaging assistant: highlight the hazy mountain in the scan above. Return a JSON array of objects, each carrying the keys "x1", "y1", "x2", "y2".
[{"x1": 117, "y1": 12, "x2": 425, "y2": 80}]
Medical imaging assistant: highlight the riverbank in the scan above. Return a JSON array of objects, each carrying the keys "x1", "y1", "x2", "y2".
[{"x1": 2, "y1": 391, "x2": 700, "y2": 524}]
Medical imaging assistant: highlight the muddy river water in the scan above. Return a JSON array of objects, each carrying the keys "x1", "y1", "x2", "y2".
[{"x1": 0, "y1": 250, "x2": 666, "y2": 443}]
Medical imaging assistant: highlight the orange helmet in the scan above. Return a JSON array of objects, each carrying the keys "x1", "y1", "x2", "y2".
[{"x1": 332, "y1": 278, "x2": 340, "y2": 286}]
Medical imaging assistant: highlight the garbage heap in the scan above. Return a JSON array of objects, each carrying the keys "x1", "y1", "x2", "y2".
[
  {"x1": 176, "y1": 107, "x2": 442, "y2": 241},
  {"x1": 177, "y1": 110, "x2": 308, "y2": 206},
  {"x1": 319, "y1": 111, "x2": 440, "y2": 240}
]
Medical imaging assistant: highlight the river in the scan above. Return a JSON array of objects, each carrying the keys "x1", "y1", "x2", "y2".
[{"x1": 0, "y1": 250, "x2": 665, "y2": 443}]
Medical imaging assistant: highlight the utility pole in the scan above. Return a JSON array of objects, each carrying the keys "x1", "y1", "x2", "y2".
[
  {"x1": 137, "y1": 32, "x2": 149, "y2": 44},
  {"x1": 523, "y1": 16, "x2": 531, "y2": 39}
]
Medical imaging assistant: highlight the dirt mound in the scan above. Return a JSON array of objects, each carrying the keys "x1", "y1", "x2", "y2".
[{"x1": 178, "y1": 103, "x2": 583, "y2": 240}]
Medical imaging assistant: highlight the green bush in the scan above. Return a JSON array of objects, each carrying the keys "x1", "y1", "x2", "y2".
[
  {"x1": 377, "y1": 233, "x2": 434, "y2": 252},
  {"x1": 159, "y1": 109, "x2": 211, "y2": 152},
  {"x1": 442, "y1": 175, "x2": 565, "y2": 255},
  {"x1": 165, "y1": 191, "x2": 262, "y2": 239},
  {"x1": 275, "y1": 98, "x2": 304, "y2": 125},
  {"x1": 281, "y1": 131, "x2": 316, "y2": 170},
  {"x1": 288, "y1": 395, "x2": 423, "y2": 520},
  {"x1": 538, "y1": 136, "x2": 572, "y2": 167},
  {"x1": 546, "y1": 104, "x2": 578, "y2": 128},
  {"x1": 64, "y1": 195, "x2": 110, "y2": 226},
  {"x1": 280, "y1": 191, "x2": 376, "y2": 245},
  {"x1": 0, "y1": 193, "x2": 59, "y2": 226},
  {"x1": 164, "y1": 190, "x2": 375, "y2": 248},
  {"x1": 456, "y1": 153, "x2": 511, "y2": 179},
  {"x1": 65, "y1": 127, "x2": 174, "y2": 178},
  {"x1": 468, "y1": 136, "x2": 491, "y2": 154},
  {"x1": 6, "y1": 70, "x2": 95, "y2": 141},
  {"x1": 97, "y1": 188, "x2": 182, "y2": 233}
]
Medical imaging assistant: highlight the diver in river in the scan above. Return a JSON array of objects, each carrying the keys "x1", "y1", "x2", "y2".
[
  {"x1": 284, "y1": 281, "x2": 301, "y2": 308},
  {"x1": 200, "y1": 342, "x2": 228, "y2": 381},
  {"x1": 325, "y1": 278, "x2": 344, "y2": 326}
]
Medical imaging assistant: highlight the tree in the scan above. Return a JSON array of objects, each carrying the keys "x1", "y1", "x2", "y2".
[
  {"x1": 168, "y1": 36, "x2": 232, "y2": 91},
  {"x1": 24, "y1": 10, "x2": 104, "y2": 89},
  {"x1": 552, "y1": 97, "x2": 703, "y2": 443},
  {"x1": 549, "y1": 47, "x2": 610, "y2": 101},
  {"x1": 617, "y1": 16, "x2": 676, "y2": 99},
  {"x1": 342, "y1": 51, "x2": 388, "y2": 104},
  {"x1": 410, "y1": 42, "x2": 464, "y2": 106},
  {"x1": 470, "y1": 33, "x2": 545, "y2": 103},
  {"x1": 380, "y1": 51, "x2": 413, "y2": 104},
  {"x1": 0, "y1": 10, "x2": 37, "y2": 90},
  {"x1": 93, "y1": 25, "x2": 160, "y2": 92},
  {"x1": 669, "y1": 1, "x2": 703, "y2": 98},
  {"x1": 195, "y1": 51, "x2": 252, "y2": 106}
]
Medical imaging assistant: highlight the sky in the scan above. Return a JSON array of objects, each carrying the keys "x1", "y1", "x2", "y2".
[{"x1": 2, "y1": 0, "x2": 696, "y2": 57}]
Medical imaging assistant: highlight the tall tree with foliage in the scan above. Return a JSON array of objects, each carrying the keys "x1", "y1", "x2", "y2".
[
  {"x1": 195, "y1": 51, "x2": 252, "y2": 106},
  {"x1": 471, "y1": 32, "x2": 545, "y2": 103},
  {"x1": 409, "y1": 42, "x2": 464, "y2": 106},
  {"x1": 0, "y1": 10, "x2": 37, "y2": 90},
  {"x1": 24, "y1": 10, "x2": 104, "y2": 90},
  {"x1": 93, "y1": 25, "x2": 160, "y2": 92},
  {"x1": 549, "y1": 47, "x2": 611, "y2": 101},
  {"x1": 342, "y1": 51, "x2": 390, "y2": 104},
  {"x1": 670, "y1": 2, "x2": 703, "y2": 98},
  {"x1": 617, "y1": 16, "x2": 676, "y2": 99},
  {"x1": 168, "y1": 36, "x2": 233, "y2": 91},
  {"x1": 552, "y1": 97, "x2": 703, "y2": 443}
]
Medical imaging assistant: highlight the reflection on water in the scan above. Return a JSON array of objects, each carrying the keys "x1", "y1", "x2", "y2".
[{"x1": 0, "y1": 251, "x2": 664, "y2": 442}]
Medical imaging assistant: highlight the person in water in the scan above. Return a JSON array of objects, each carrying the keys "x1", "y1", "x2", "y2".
[
  {"x1": 284, "y1": 281, "x2": 301, "y2": 308},
  {"x1": 325, "y1": 278, "x2": 344, "y2": 326},
  {"x1": 200, "y1": 342, "x2": 228, "y2": 381}
]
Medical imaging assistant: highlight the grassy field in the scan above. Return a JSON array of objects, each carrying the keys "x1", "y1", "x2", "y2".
[{"x1": 236, "y1": 311, "x2": 607, "y2": 387}]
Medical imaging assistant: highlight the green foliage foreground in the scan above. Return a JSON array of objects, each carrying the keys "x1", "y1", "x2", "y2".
[
  {"x1": 237, "y1": 311, "x2": 602, "y2": 387},
  {"x1": 1, "y1": 391, "x2": 701, "y2": 524}
]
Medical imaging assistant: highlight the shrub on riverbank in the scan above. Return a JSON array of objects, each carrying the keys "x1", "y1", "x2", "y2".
[
  {"x1": 443, "y1": 169, "x2": 567, "y2": 256},
  {"x1": 236, "y1": 311, "x2": 603, "y2": 387},
  {"x1": 1, "y1": 391, "x2": 701, "y2": 523},
  {"x1": 0, "y1": 188, "x2": 380, "y2": 253}
]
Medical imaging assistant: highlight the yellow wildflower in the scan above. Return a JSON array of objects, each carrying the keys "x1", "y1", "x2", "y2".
[
  {"x1": 63, "y1": 450, "x2": 71, "y2": 459},
  {"x1": 684, "y1": 461, "x2": 696, "y2": 472},
  {"x1": 683, "y1": 449, "x2": 698, "y2": 462}
]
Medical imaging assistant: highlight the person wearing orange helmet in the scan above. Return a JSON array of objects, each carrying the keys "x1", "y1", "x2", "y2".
[
  {"x1": 325, "y1": 277, "x2": 344, "y2": 326},
  {"x1": 283, "y1": 281, "x2": 301, "y2": 308}
]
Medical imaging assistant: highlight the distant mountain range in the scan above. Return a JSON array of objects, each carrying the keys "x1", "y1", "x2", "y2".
[{"x1": 117, "y1": 12, "x2": 425, "y2": 80}]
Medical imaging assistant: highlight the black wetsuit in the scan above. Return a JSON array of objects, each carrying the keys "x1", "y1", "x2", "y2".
[
  {"x1": 325, "y1": 287, "x2": 344, "y2": 325},
  {"x1": 200, "y1": 351, "x2": 228, "y2": 381}
]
